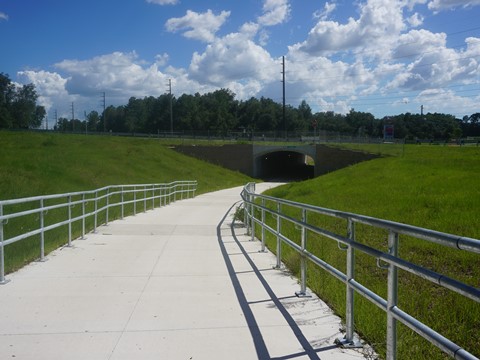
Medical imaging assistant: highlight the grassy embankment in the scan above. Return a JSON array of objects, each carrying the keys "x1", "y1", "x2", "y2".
[
  {"x1": 260, "y1": 143, "x2": 479, "y2": 359},
  {"x1": 0, "y1": 131, "x2": 253, "y2": 273}
]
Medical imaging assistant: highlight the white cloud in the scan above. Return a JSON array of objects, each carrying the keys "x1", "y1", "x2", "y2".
[
  {"x1": 17, "y1": 70, "x2": 70, "y2": 111},
  {"x1": 165, "y1": 9, "x2": 230, "y2": 43},
  {"x1": 392, "y1": 29, "x2": 446, "y2": 59},
  {"x1": 54, "y1": 52, "x2": 170, "y2": 98},
  {"x1": 154, "y1": 53, "x2": 169, "y2": 67},
  {"x1": 0, "y1": 12, "x2": 8, "y2": 21},
  {"x1": 416, "y1": 88, "x2": 479, "y2": 115},
  {"x1": 146, "y1": 0, "x2": 179, "y2": 5},
  {"x1": 428, "y1": 0, "x2": 480, "y2": 11},
  {"x1": 314, "y1": 2, "x2": 337, "y2": 21},
  {"x1": 295, "y1": 0, "x2": 406, "y2": 57},
  {"x1": 407, "y1": 13, "x2": 424, "y2": 27},
  {"x1": 189, "y1": 32, "x2": 277, "y2": 87},
  {"x1": 239, "y1": 22, "x2": 260, "y2": 39},
  {"x1": 258, "y1": 0, "x2": 291, "y2": 26}
]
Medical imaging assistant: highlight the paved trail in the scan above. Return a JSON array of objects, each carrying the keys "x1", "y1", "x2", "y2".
[{"x1": 0, "y1": 184, "x2": 369, "y2": 360}]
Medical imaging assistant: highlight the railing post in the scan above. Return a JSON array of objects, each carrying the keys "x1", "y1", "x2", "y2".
[
  {"x1": 0, "y1": 204, "x2": 9, "y2": 284},
  {"x1": 260, "y1": 198, "x2": 266, "y2": 252},
  {"x1": 152, "y1": 185, "x2": 155, "y2": 210},
  {"x1": 81, "y1": 194, "x2": 86, "y2": 239},
  {"x1": 174, "y1": 183, "x2": 177, "y2": 202},
  {"x1": 94, "y1": 191, "x2": 98, "y2": 233},
  {"x1": 40, "y1": 199, "x2": 45, "y2": 260},
  {"x1": 387, "y1": 231, "x2": 399, "y2": 360},
  {"x1": 250, "y1": 194, "x2": 255, "y2": 242},
  {"x1": 337, "y1": 219, "x2": 362, "y2": 347},
  {"x1": 144, "y1": 186, "x2": 147, "y2": 213},
  {"x1": 121, "y1": 186, "x2": 124, "y2": 220},
  {"x1": 275, "y1": 202, "x2": 282, "y2": 269},
  {"x1": 134, "y1": 186, "x2": 137, "y2": 215},
  {"x1": 105, "y1": 188, "x2": 110, "y2": 225},
  {"x1": 67, "y1": 195, "x2": 72, "y2": 247},
  {"x1": 160, "y1": 186, "x2": 164, "y2": 207},
  {"x1": 296, "y1": 208, "x2": 309, "y2": 297}
]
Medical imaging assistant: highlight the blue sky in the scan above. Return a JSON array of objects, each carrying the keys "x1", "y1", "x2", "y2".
[{"x1": 1, "y1": 0, "x2": 480, "y2": 125}]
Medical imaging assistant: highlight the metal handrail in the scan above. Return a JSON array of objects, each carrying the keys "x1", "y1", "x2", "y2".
[
  {"x1": 241, "y1": 182, "x2": 479, "y2": 360},
  {"x1": 0, "y1": 181, "x2": 197, "y2": 284}
]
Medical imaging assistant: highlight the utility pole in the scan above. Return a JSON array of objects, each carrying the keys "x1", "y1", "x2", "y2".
[
  {"x1": 71, "y1": 102, "x2": 75, "y2": 132},
  {"x1": 167, "y1": 79, "x2": 173, "y2": 134},
  {"x1": 421, "y1": 104, "x2": 424, "y2": 116},
  {"x1": 102, "y1": 92, "x2": 106, "y2": 132},
  {"x1": 84, "y1": 110, "x2": 87, "y2": 135},
  {"x1": 46, "y1": 114, "x2": 48, "y2": 131},
  {"x1": 54, "y1": 109, "x2": 58, "y2": 130},
  {"x1": 282, "y1": 56, "x2": 286, "y2": 139}
]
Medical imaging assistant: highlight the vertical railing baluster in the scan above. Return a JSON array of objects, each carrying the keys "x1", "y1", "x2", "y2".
[
  {"x1": 40, "y1": 199, "x2": 45, "y2": 260},
  {"x1": 160, "y1": 186, "x2": 163, "y2": 207},
  {"x1": 134, "y1": 186, "x2": 137, "y2": 215},
  {"x1": 0, "y1": 204, "x2": 8, "y2": 284},
  {"x1": 121, "y1": 186, "x2": 124, "y2": 220},
  {"x1": 260, "y1": 198, "x2": 266, "y2": 252},
  {"x1": 94, "y1": 191, "x2": 98, "y2": 233},
  {"x1": 106, "y1": 188, "x2": 110, "y2": 225},
  {"x1": 250, "y1": 194, "x2": 255, "y2": 242},
  {"x1": 144, "y1": 186, "x2": 147, "y2": 213},
  {"x1": 152, "y1": 185, "x2": 155, "y2": 210},
  {"x1": 346, "y1": 220, "x2": 355, "y2": 342},
  {"x1": 68, "y1": 195, "x2": 72, "y2": 247},
  {"x1": 275, "y1": 202, "x2": 282, "y2": 269},
  {"x1": 81, "y1": 194, "x2": 86, "y2": 239},
  {"x1": 296, "y1": 208, "x2": 308, "y2": 296},
  {"x1": 338, "y1": 219, "x2": 362, "y2": 347},
  {"x1": 387, "y1": 231, "x2": 399, "y2": 360}
]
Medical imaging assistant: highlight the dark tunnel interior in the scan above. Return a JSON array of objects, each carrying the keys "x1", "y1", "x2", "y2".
[{"x1": 255, "y1": 151, "x2": 314, "y2": 181}]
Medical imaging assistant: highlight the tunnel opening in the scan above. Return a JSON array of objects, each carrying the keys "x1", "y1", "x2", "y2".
[{"x1": 255, "y1": 151, "x2": 315, "y2": 181}]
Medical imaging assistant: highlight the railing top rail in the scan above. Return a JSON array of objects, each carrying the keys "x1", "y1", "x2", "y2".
[
  {"x1": 0, "y1": 181, "x2": 197, "y2": 206},
  {"x1": 242, "y1": 183, "x2": 480, "y2": 254}
]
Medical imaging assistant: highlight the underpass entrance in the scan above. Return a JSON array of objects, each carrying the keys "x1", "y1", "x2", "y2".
[{"x1": 253, "y1": 146, "x2": 316, "y2": 181}]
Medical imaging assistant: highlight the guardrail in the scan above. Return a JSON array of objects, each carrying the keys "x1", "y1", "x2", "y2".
[
  {"x1": 0, "y1": 180, "x2": 197, "y2": 284},
  {"x1": 241, "y1": 182, "x2": 480, "y2": 360}
]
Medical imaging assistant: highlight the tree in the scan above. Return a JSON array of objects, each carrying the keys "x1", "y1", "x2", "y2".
[
  {"x1": 86, "y1": 111, "x2": 101, "y2": 132},
  {"x1": 0, "y1": 74, "x2": 45, "y2": 129}
]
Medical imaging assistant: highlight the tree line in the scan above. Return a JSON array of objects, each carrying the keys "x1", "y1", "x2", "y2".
[{"x1": 1, "y1": 72, "x2": 479, "y2": 140}]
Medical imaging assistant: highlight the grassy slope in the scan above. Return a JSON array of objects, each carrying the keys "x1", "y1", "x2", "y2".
[
  {"x1": 264, "y1": 144, "x2": 480, "y2": 359},
  {"x1": 0, "y1": 131, "x2": 253, "y2": 199},
  {"x1": 0, "y1": 131, "x2": 254, "y2": 273}
]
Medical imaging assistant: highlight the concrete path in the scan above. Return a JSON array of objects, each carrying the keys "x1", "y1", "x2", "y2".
[{"x1": 0, "y1": 184, "x2": 371, "y2": 360}]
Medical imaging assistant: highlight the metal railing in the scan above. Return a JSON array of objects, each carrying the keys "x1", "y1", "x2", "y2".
[
  {"x1": 241, "y1": 182, "x2": 480, "y2": 360},
  {"x1": 0, "y1": 180, "x2": 197, "y2": 284}
]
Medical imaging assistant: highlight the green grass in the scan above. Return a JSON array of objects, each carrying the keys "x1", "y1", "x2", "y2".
[
  {"x1": 261, "y1": 144, "x2": 480, "y2": 359},
  {"x1": 0, "y1": 131, "x2": 254, "y2": 273}
]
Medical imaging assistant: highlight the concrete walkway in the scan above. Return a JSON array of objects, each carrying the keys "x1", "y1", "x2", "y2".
[{"x1": 0, "y1": 184, "x2": 370, "y2": 360}]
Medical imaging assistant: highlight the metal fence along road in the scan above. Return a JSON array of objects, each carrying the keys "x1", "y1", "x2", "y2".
[
  {"x1": 0, "y1": 181, "x2": 197, "y2": 284},
  {"x1": 241, "y1": 182, "x2": 480, "y2": 360}
]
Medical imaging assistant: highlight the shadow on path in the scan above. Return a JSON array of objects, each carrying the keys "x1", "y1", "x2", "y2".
[{"x1": 216, "y1": 203, "x2": 339, "y2": 360}]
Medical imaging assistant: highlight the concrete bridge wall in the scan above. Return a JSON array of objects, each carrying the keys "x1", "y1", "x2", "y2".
[{"x1": 174, "y1": 144, "x2": 379, "y2": 180}]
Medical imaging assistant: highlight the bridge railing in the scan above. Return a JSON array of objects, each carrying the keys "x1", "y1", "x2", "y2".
[
  {"x1": 241, "y1": 182, "x2": 480, "y2": 360},
  {"x1": 0, "y1": 181, "x2": 197, "y2": 284}
]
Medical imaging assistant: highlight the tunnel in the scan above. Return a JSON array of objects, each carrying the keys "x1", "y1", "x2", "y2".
[{"x1": 255, "y1": 151, "x2": 315, "y2": 181}]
